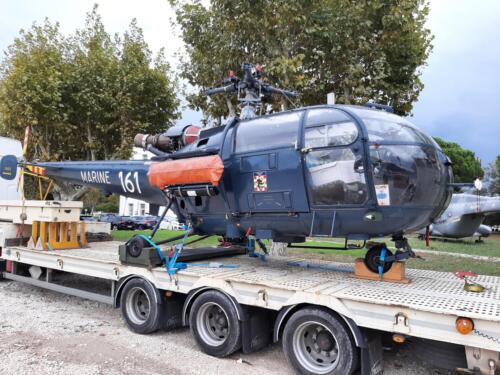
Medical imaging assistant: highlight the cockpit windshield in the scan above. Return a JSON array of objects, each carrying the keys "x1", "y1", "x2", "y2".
[
  {"x1": 346, "y1": 106, "x2": 438, "y2": 146},
  {"x1": 348, "y1": 107, "x2": 447, "y2": 207}
]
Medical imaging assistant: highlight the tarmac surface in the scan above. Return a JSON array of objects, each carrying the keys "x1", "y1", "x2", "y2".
[{"x1": 0, "y1": 275, "x2": 450, "y2": 375}]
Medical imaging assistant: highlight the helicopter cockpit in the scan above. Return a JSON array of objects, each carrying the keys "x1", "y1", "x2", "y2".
[
  {"x1": 349, "y1": 106, "x2": 452, "y2": 220},
  {"x1": 210, "y1": 104, "x2": 453, "y2": 240}
]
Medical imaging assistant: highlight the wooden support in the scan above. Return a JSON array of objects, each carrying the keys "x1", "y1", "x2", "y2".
[
  {"x1": 40, "y1": 222, "x2": 47, "y2": 249},
  {"x1": 353, "y1": 258, "x2": 411, "y2": 284},
  {"x1": 80, "y1": 222, "x2": 87, "y2": 247},
  {"x1": 29, "y1": 221, "x2": 87, "y2": 250}
]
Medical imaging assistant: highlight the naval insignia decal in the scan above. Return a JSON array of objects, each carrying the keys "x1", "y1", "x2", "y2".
[{"x1": 253, "y1": 172, "x2": 268, "y2": 192}]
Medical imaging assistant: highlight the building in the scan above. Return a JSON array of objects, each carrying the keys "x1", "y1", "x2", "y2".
[{"x1": 119, "y1": 147, "x2": 153, "y2": 216}]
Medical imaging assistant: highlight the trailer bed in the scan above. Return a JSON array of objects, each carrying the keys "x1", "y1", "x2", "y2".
[{"x1": 2, "y1": 242, "x2": 500, "y2": 354}]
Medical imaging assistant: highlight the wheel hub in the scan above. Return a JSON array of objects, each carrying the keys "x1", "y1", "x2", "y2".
[
  {"x1": 292, "y1": 321, "x2": 340, "y2": 374},
  {"x1": 197, "y1": 302, "x2": 230, "y2": 346},
  {"x1": 316, "y1": 331, "x2": 334, "y2": 351},
  {"x1": 125, "y1": 287, "x2": 151, "y2": 325}
]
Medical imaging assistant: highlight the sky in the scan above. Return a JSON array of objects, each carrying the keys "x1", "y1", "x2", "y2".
[{"x1": 0, "y1": 0, "x2": 499, "y2": 165}]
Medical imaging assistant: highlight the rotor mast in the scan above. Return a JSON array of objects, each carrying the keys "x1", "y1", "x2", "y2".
[{"x1": 203, "y1": 63, "x2": 298, "y2": 120}]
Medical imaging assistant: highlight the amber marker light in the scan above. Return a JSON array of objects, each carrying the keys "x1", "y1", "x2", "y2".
[
  {"x1": 456, "y1": 317, "x2": 474, "y2": 335},
  {"x1": 392, "y1": 334, "x2": 406, "y2": 344}
]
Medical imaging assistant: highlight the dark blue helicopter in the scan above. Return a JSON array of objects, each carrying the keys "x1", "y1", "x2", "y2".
[{"x1": 0, "y1": 64, "x2": 453, "y2": 273}]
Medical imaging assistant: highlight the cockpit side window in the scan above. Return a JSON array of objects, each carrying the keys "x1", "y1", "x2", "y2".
[
  {"x1": 235, "y1": 112, "x2": 302, "y2": 153},
  {"x1": 305, "y1": 122, "x2": 358, "y2": 148},
  {"x1": 304, "y1": 108, "x2": 367, "y2": 206}
]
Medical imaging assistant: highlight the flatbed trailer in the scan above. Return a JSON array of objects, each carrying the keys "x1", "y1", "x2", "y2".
[{"x1": 1, "y1": 241, "x2": 499, "y2": 375}]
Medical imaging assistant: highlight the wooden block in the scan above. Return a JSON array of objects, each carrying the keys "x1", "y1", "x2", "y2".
[
  {"x1": 79, "y1": 222, "x2": 87, "y2": 247},
  {"x1": 31, "y1": 221, "x2": 39, "y2": 242},
  {"x1": 353, "y1": 258, "x2": 411, "y2": 284},
  {"x1": 39, "y1": 222, "x2": 47, "y2": 249}
]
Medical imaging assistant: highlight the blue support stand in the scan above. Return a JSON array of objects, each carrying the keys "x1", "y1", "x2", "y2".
[
  {"x1": 378, "y1": 247, "x2": 387, "y2": 280},
  {"x1": 137, "y1": 227, "x2": 190, "y2": 276},
  {"x1": 247, "y1": 235, "x2": 267, "y2": 261}
]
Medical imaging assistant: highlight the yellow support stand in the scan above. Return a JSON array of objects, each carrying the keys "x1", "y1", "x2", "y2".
[{"x1": 30, "y1": 221, "x2": 87, "y2": 250}]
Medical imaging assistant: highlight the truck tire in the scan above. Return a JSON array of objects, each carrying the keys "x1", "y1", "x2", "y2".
[
  {"x1": 283, "y1": 307, "x2": 358, "y2": 375},
  {"x1": 120, "y1": 278, "x2": 164, "y2": 334},
  {"x1": 189, "y1": 290, "x2": 242, "y2": 357}
]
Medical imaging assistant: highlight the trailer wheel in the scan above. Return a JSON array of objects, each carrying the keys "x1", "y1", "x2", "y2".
[
  {"x1": 364, "y1": 246, "x2": 393, "y2": 274},
  {"x1": 120, "y1": 278, "x2": 163, "y2": 334},
  {"x1": 189, "y1": 290, "x2": 242, "y2": 357},
  {"x1": 283, "y1": 307, "x2": 358, "y2": 375}
]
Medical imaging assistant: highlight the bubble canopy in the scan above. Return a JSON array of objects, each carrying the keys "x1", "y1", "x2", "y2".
[{"x1": 233, "y1": 104, "x2": 452, "y2": 229}]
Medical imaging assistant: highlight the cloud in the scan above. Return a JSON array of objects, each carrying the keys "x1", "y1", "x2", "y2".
[
  {"x1": 1, "y1": 0, "x2": 499, "y2": 161},
  {"x1": 411, "y1": 0, "x2": 500, "y2": 164}
]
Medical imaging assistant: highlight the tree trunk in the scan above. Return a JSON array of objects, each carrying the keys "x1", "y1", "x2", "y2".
[
  {"x1": 343, "y1": 84, "x2": 352, "y2": 104},
  {"x1": 226, "y1": 98, "x2": 236, "y2": 118},
  {"x1": 86, "y1": 123, "x2": 96, "y2": 161},
  {"x1": 52, "y1": 182, "x2": 90, "y2": 201}
]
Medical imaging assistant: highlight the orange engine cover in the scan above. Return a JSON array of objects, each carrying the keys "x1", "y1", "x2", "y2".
[{"x1": 148, "y1": 154, "x2": 224, "y2": 189}]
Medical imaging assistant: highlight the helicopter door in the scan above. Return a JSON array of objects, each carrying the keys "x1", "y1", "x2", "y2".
[
  {"x1": 231, "y1": 111, "x2": 309, "y2": 213},
  {"x1": 303, "y1": 108, "x2": 368, "y2": 208}
]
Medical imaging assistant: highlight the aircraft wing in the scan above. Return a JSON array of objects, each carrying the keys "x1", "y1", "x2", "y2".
[{"x1": 452, "y1": 196, "x2": 500, "y2": 217}]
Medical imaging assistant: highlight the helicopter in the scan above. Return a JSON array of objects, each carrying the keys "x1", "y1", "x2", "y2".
[{"x1": 0, "y1": 63, "x2": 454, "y2": 274}]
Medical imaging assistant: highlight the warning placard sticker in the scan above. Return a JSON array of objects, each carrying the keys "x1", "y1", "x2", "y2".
[
  {"x1": 375, "y1": 184, "x2": 390, "y2": 206},
  {"x1": 253, "y1": 172, "x2": 268, "y2": 192}
]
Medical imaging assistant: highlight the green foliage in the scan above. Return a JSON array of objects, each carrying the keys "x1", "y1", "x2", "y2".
[
  {"x1": 82, "y1": 189, "x2": 119, "y2": 213},
  {"x1": 170, "y1": 0, "x2": 432, "y2": 117},
  {"x1": 95, "y1": 197, "x2": 119, "y2": 213},
  {"x1": 0, "y1": 5, "x2": 180, "y2": 162},
  {"x1": 487, "y1": 156, "x2": 500, "y2": 196},
  {"x1": 433, "y1": 137, "x2": 484, "y2": 183}
]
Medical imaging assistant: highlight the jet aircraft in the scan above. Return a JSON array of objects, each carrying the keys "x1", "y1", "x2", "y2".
[{"x1": 418, "y1": 193, "x2": 500, "y2": 239}]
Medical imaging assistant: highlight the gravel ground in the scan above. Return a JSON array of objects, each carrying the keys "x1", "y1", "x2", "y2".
[{"x1": 0, "y1": 276, "x2": 445, "y2": 375}]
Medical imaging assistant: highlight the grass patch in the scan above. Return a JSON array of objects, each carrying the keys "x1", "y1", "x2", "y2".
[
  {"x1": 111, "y1": 229, "x2": 220, "y2": 247},
  {"x1": 406, "y1": 236, "x2": 500, "y2": 257}
]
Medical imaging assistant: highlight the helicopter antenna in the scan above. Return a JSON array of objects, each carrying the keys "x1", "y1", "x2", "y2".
[{"x1": 202, "y1": 63, "x2": 298, "y2": 120}]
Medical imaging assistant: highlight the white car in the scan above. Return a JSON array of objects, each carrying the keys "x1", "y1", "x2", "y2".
[{"x1": 159, "y1": 217, "x2": 182, "y2": 230}]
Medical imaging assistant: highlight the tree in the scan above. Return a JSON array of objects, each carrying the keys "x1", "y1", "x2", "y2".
[
  {"x1": 0, "y1": 5, "x2": 180, "y2": 199},
  {"x1": 0, "y1": 7, "x2": 181, "y2": 163},
  {"x1": 0, "y1": 20, "x2": 69, "y2": 161},
  {"x1": 170, "y1": 0, "x2": 432, "y2": 118},
  {"x1": 82, "y1": 189, "x2": 119, "y2": 213},
  {"x1": 486, "y1": 156, "x2": 500, "y2": 196},
  {"x1": 433, "y1": 137, "x2": 484, "y2": 183}
]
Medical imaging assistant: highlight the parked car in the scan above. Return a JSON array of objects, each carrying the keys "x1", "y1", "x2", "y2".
[
  {"x1": 80, "y1": 215, "x2": 97, "y2": 222},
  {"x1": 159, "y1": 217, "x2": 182, "y2": 230},
  {"x1": 97, "y1": 213, "x2": 135, "y2": 230},
  {"x1": 130, "y1": 215, "x2": 159, "y2": 230},
  {"x1": 80, "y1": 215, "x2": 97, "y2": 221}
]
